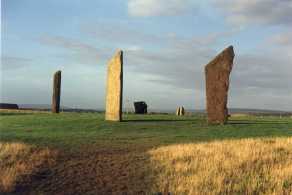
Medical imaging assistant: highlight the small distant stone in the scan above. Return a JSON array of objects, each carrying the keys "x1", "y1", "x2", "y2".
[
  {"x1": 176, "y1": 106, "x2": 185, "y2": 116},
  {"x1": 134, "y1": 101, "x2": 147, "y2": 114}
]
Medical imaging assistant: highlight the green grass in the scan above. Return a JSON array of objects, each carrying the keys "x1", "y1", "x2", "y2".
[
  {"x1": 1, "y1": 111, "x2": 292, "y2": 150},
  {"x1": 1, "y1": 111, "x2": 292, "y2": 194}
]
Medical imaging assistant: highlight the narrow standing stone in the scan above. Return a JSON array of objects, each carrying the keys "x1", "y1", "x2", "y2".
[
  {"x1": 205, "y1": 46, "x2": 235, "y2": 124},
  {"x1": 105, "y1": 50, "x2": 123, "y2": 121},
  {"x1": 52, "y1": 70, "x2": 61, "y2": 113}
]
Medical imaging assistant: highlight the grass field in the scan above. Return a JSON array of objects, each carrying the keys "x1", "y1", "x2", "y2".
[{"x1": 1, "y1": 110, "x2": 292, "y2": 194}]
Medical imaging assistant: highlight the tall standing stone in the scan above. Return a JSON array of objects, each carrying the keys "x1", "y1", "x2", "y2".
[
  {"x1": 105, "y1": 50, "x2": 123, "y2": 121},
  {"x1": 52, "y1": 70, "x2": 61, "y2": 113},
  {"x1": 205, "y1": 46, "x2": 235, "y2": 124}
]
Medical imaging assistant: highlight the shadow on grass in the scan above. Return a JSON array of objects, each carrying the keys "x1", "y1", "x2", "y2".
[
  {"x1": 122, "y1": 118, "x2": 196, "y2": 123},
  {"x1": 228, "y1": 120, "x2": 289, "y2": 125},
  {"x1": 1, "y1": 114, "x2": 292, "y2": 194},
  {"x1": 0, "y1": 112, "x2": 33, "y2": 116}
]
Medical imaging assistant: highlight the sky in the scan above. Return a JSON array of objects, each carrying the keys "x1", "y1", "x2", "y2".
[{"x1": 1, "y1": 0, "x2": 292, "y2": 111}]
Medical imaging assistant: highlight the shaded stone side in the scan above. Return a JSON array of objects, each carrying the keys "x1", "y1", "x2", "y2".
[
  {"x1": 52, "y1": 70, "x2": 61, "y2": 113},
  {"x1": 105, "y1": 51, "x2": 123, "y2": 121},
  {"x1": 180, "y1": 106, "x2": 185, "y2": 116},
  {"x1": 205, "y1": 46, "x2": 235, "y2": 124}
]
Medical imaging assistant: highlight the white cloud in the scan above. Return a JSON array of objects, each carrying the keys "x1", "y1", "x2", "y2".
[
  {"x1": 12, "y1": 24, "x2": 291, "y2": 111},
  {"x1": 269, "y1": 30, "x2": 292, "y2": 47},
  {"x1": 38, "y1": 35, "x2": 111, "y2": 65},
  {"x1": 128, "y1": 0, "x2": 198, "y2": 17},
  {"x1": 1, "y1": 56, "x2": 32, "y2": 71},
  {"x1": 215, "y1": 0, "x2": 292, "y2": 26}
]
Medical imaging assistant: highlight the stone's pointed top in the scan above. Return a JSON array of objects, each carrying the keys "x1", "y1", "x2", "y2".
[
  {"x1": 109, "y1": 50, "x2": 123, "y2": 65},
  {"x1": 226, "y1": 45, "x2": 234, "y2": 50},
  {"x1": 54, "y1": 70, "x2": 61, "y2": 75},
  {"x1": 115, "y1": 50, "x2": 123, "y2": 57},
  {"x1": 205, "y1": 45, "x2": 235, "y2": 71},
  {"x1": 223, "y1": 45, "x2": 234, "y2": 56}
]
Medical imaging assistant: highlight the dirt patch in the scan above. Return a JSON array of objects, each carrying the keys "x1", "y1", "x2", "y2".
[
  {"x1": 25, "y1": 146, "x2": 154, "y2": 195},
  {"x1": 0, "y1": 142, "x2": 57, "y2": 193}
]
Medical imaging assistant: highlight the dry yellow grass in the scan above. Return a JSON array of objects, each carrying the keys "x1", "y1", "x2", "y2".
[
  {"x1": 148, "y1": 138, "x2": 292, "y2": 195},
  {"x1": 0, "y1": 142, "x2": 57, "y2": 192}
]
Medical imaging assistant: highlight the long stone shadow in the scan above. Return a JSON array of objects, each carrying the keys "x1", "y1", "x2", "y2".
[
  {"x1": 0, "y1": 112, "x2": 33, "y2": 116},
  {"x1": 228, "y1": 119, "x2": 289, "y2": 125},
  {"x1": 122, "y1": 118, "x2": 196, "y2": 123}
]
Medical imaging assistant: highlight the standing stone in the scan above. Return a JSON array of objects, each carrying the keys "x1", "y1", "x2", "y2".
[
  {"x1": 176, "y1": 106, "x2": 185, "y2": 116},
  {"x1": 180, "y1": 106, "x2": 185, "y2": 116},
  {"x1": 134, "y1": 101, "x2": 147, "y2": 114},
  {"x1": 176, "y1": 107, "x2": 181, "y2": 116},
  {"x1": 105, "y1": 50, "x2": 123, "y2": 121},
  {"x1": 205, "y1": 46, "x2": 235, "y2": 124},
  {"x1": 52, "y1": 70, "x2": 61, "y2": 113}
]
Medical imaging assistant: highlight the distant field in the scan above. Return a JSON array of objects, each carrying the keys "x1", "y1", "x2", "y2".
[{"x1": 0, "y1": 110, "x2": 292, "y2": 194}]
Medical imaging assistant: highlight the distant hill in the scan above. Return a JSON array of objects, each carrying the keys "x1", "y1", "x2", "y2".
[
  {"x1": 8, "y1": 104, "x2": 291, "y2": 116},
  {"x1": 19, "y1": 104, "x2": 70, "y2": 110},
  {"x1": 18, "y1": 104, "x2": 102, "y2": 113},
  {"x1": 148, "y1": 108, "x2": 292, "y2": 116}
]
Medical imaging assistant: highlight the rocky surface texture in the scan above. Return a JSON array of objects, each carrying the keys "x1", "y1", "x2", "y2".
[
  {"x1": 105, "y1": 51, "x2": 123, "y2": 121},
  {"x1": 52, "y1": 71, "x2": 61, "y2": 113},
  {"x1": 205, "y1": 46, "x2": 234, "y2": 124}
]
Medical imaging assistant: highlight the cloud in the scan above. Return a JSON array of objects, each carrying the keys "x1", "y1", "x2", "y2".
[
  {"x1": 38, "y1": 35, "x2": 110, "y2": 65},
  {"x1": 128, "y1": 0, "x2": 198, "y2": 17},
  {"x1": 83, "y1": 22, "x2": 163, "y2": 46},
  {"x1": 35, "y1": 26, "x2": 292, "y2": 111},
  {"x1": 214, "y1": 0, "x2": 292, "y2": 26},
  {"x1": 268, "y1": 30, "x2": 292, "y2": 47},
  {"x1": 1, "y1": 56, "x2": 32, "y2": 71},
  {"x1": 118, "y1": 28, "x2": 292, "y2": 110}
]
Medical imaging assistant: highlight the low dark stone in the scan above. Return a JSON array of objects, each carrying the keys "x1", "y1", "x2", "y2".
[
  {"x1": 134, "y1": 101, "x2": 147, "y2": 114},
  {"x1": 0, "y1": 103, "x2": 19, "y2": 109}
]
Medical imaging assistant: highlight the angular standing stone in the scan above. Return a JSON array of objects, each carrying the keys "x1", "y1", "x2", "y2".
[
  {"x1": 205, "y1": 46, "x2": 235, "y2": 124},
  {"x1": 52, "y1": 70, "x2": 61, "y2": 113},
  {"x1": 105, "y1": 50, "x2": 123, "y2": 121}
]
